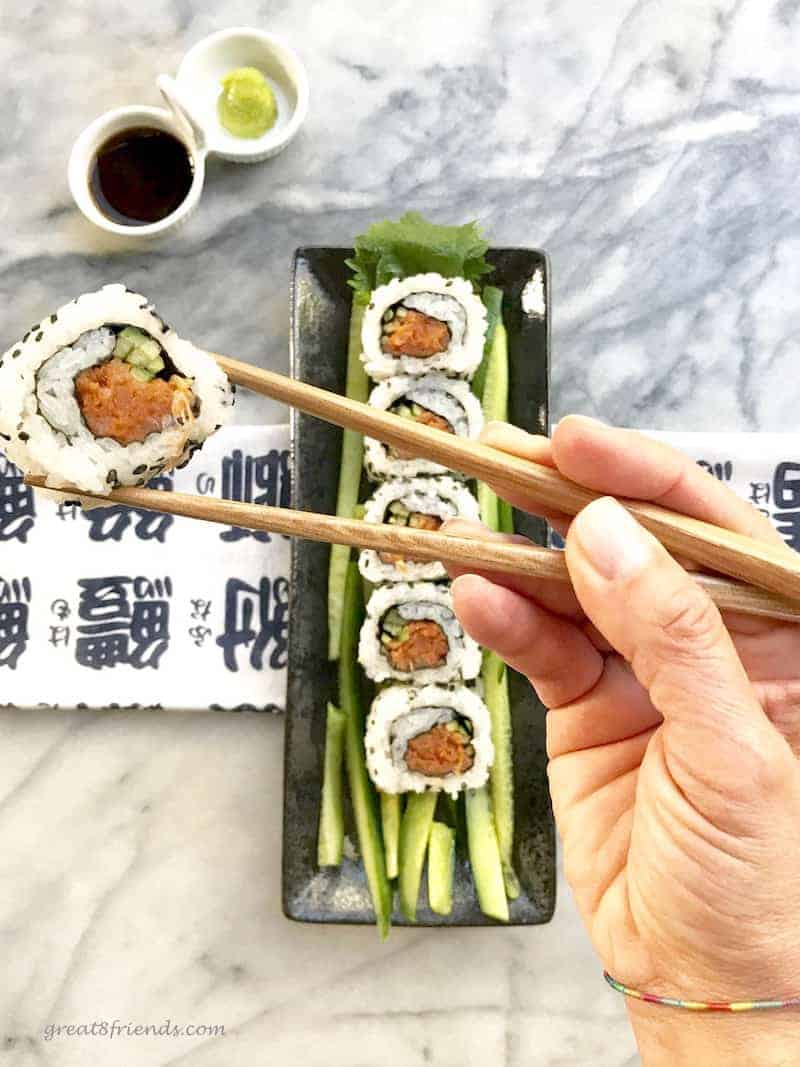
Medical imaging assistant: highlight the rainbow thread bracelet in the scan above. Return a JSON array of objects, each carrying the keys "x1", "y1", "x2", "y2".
[{"x1": 604, "y1": 971, "x2": 800, "y2": 1013}]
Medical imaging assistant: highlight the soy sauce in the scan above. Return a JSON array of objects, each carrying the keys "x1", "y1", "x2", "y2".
[{"x1": 90, "y1": 127, "x2": 194, "y2": 226}]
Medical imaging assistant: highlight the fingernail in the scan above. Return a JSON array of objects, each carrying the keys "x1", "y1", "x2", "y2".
[
  {"x1": 572, "y1": 497, "x2": 651, "y2": 580},
  {"x1": 561, "y1": 414, "x2": 608, "y2": 430},
  {"x1": 481, "y1": 422, "x2": 537, "y2": 444},
  {"x1": 441, "y1": 517, "x2": 490, "y2": 538},
  {"x1": 451, "y1": 573, "x2": 493, "y2": 598}
]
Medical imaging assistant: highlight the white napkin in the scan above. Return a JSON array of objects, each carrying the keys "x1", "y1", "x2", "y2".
[
  {"x1": 0, "y1": 425, "x2": 290, "y2": 712},
  {"x1": 646, "y1": 432, "x2": 800, "y2": 550},
  {"x1": 1, "y1": 427, "x2": 796, "y2": 713},
  {"x1": 551, "y1": 431, "x2": 800, "y2": 552}
]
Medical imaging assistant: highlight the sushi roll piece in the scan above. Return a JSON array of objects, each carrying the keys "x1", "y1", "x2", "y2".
[
  {"x1": 359, "y1": 476, "x2": 480, "y2": 584},
  {"x1": 364, "y1": 373, "x2": 483, "y2": 481},
  {"x1": 359, "y1": 581, "x2": 481, "y2": 685},
  {"x1": 0, "y1": 285, "x2": 233, "y2": 494},
  {"x1": 365, "y1": 684, "x2": 494, "y2": 797},
  {"x1": 361, "y1": 273, "x2": 488, "y2": 380}
]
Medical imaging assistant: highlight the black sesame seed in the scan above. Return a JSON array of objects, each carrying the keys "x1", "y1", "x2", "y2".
[
  {"x1": 18, "y1": 432, "x2": 29, "y2": 442},
  {"x1": 136, "y1": 479, "x2": 147, "y2": 487},
  {"x1": 132, "y1": 464, "x2": 147, "y2": 475},
  {"x1": 161, "y1": 322, "x2": 169, "y2": 334},
  {"x1": 22, "y1": 332, "x2": 30, "y2": 343},
  {"x1": 106, "y1": 469, "x2": 118, "y2": 486},
  {"x1": 50, "y1": 313, "x2": 58, "y2": 323},
  {"x1": 0, "y1": 433, "x2": 9, "y2": 442},
  {"x1": 35, "y1": 332, "x2": 43, "y2": 343}
]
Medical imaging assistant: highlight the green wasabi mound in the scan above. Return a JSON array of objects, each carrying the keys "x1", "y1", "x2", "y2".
[{"x1": 217, "y1": 67, "x2": 277, "y2": 139}]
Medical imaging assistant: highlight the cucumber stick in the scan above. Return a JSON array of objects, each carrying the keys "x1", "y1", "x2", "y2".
[
  {"x1": 498, "y1": 497, "x2": 515, "y2": 536},
  {"x1": 380, "y1": 793, "x2": 401, "y2": 880},
  {"x1": 472, "y1": 285, "x2": 504, "y2": 402},
  {"x1": 428, "y1": 822, "x2": 455, "y2": 916},
  {"x1": 317, "y1": 703, "x2": 346, "y2": 866},
  {"x1": 339, "y1": 564, "x2": 393, "y2": 938},
  {"x1": 482, "y1": 321, "x2": 509, "y2": 423},
  {"x1": 466, "y1": 787, "x2": 509, "y2": 922},
  {"x1": 477, "y1": 481, "x2": 500, "y2": 534},
  {"x1": 476, "y1": 315, "x2": 519, "y2": 901},
  {"x1": 399, "y1": 792, "x2": 437, "y2": 921},
  {"x1": 476, "y1": 319, "x2": 508, "y2": 545},
  {"x1": 482, "y1": 651, "x2": 520, "y2": 899},
  {"x1": 328, "y1": 298, "x2": 370, "y2": 659}
]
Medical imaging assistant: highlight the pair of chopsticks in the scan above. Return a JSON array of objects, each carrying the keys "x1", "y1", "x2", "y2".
[{"x1": 25, "y1": 354, "x2": 800, "y2": 625}]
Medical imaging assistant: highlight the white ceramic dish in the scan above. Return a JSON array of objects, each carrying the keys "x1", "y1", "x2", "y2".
[
  {"x1": 68, "y1": 27, "x2": 309, "y2": 238},
  {"x1": 174, "y1": 27, "x2": 309, "y2": 163},
  {"x1": 68, "y1": 104, "x2": 205, "y2": 240}
]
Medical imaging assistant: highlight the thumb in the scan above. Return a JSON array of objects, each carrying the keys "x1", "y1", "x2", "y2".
[{"x1": 565, "y1": 497, "x2": 792, "y2": 822}]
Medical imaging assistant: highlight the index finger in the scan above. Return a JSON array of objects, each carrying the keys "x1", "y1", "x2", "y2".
[{"x1": 484, "y1": 417, "x2": 783, "y2": 546}]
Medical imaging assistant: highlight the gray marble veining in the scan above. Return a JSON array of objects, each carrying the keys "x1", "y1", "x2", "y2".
[{"x1": 1, "y1": 0, "x2": 797, "y2": 1063}]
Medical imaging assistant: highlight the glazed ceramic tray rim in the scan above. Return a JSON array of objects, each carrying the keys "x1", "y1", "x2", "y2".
[{"x1": 283, "y1": 246, "x2": 556, "y2": 927}]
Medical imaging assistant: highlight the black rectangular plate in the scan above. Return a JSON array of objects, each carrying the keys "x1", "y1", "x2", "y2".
[{"x1": 284, "y1": 247, "x2": 555, "y2": 926}]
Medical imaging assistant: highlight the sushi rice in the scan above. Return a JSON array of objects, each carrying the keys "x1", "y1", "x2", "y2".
[
  {"x1": 358, "y1": 581, "x2": 481, "y2": 685},
  {"x1": 364, "y1": 373, "x2": 483, "y2": 481},
  {"x1": 361, "y1": 273, "x2": 487, "y2": 380},
  {"x1": 0, "y1": 284, "x2": 233, "y2": 494},
  {"x1": 358, "y1": 476, "x2": 480, "y2": 584},
  {"x1": 365, "y1": 684, "x2": 494, "y2": 797}
]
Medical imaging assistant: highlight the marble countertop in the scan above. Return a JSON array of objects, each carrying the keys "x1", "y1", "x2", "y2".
[{"x1": 2, "y1": 1, "x2": 798, "y2": 1063}]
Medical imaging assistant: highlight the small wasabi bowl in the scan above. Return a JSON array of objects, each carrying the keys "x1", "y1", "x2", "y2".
[{"x1": 170, "y1": 27, "x2": 309, "y2": 163}]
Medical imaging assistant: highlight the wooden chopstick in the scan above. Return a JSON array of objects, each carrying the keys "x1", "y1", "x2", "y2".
[
  {"x1": 213, "y1": 354, "x2": 800, "y2": 604},
  {"x1": 24, "y1": 477, "x2": 800, "y2": 624}
]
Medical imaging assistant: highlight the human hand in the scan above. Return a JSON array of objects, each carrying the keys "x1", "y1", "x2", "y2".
[{"x1": 446, "y1": 417, "x2": 800, "y2": 1066}]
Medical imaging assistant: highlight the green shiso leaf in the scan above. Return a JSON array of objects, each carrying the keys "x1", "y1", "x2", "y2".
[{"x1": 346, "y1": 212, "x2": 493, "y2": 294}]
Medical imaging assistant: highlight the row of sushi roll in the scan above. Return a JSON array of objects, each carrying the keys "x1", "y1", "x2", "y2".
[{"x1": 319, "y1": 214, "x2": 519, "y2": 935}]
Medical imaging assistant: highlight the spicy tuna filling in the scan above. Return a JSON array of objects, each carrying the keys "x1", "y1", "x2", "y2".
[
  {"x1": 404, "y1": 722, "x2": 475, "y2": 777},
  {"x1": 381, "y1": 306, "x2": 450, "y2": 358},
  {"x1": 75, "y1": 358, "x2": 193, "y2": 446},
  {"x1": 389, "y1": 400, "x2": 454, "y2": 460},
  {"x1": 34, "y1": 324, "x2": 196, "y2": 448},
  {"x1": 380, "y1": 613, "x2": 448, "y2": 672},
  {"x1": 379, "y1": 503, "x2": 442, "y2": 565}
]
